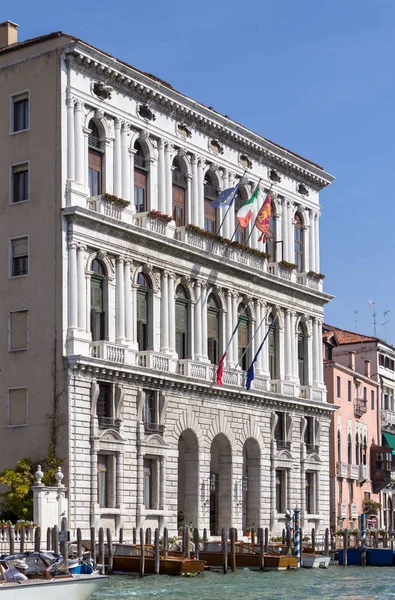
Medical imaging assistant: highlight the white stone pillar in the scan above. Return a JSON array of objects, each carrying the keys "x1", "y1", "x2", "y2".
[
  {"x1": 232, "y1": 293, "x2": 238, "y2": 366},
  {"x1": 160, "y1": 456, "x2": 166, "y2": 510},
  {"x1": 116, "y1": 257, "x2": 125, "y2": 343},
  {"x1": 222, "y1": 170, "x2": 230, "y2": 239},
  {"x1": 281, "y1": 197, "x2": 288, "y2": 262},
  {"x1": 275, "y1": 207, "x2": 282, "y2": 261},
  {"x1": 195, "y1": 281, "x2": 202, "y2": 359},
  {"x1": 290, "y1": 311, "x2": 297, "y2": 379},
  {"x1": 114, "y1": 119, "x2": 122, "y2": 196},
  {"x1": 160, "y1": 271, "x2": 169, "y2": 351},
  {"x1": 310, "y1": 210, "x2": 316, "y2": 273},
  {"x1": 68, "y1": 243, "x2": 78, "y2": 330},
  {"x1": 278, "y1": 310, "x2": 285, "y2": 380},
  {"x1": 261, "y1": 304, "x2": 270, "y2": 375},
  {"x1": 315, "y1": 212, "x2": 320, "y2": 274},
  {"x1": 191, "y1": 154, "x2": 199, "y2": 226},
  {"x1": 312, "y1": 318, "x2": 319, "y2": 384},
  {"x1": 121, "y1": 123, "x2": 130, "y2": 201},
  {"x1": 198, "y1": 159, "x2": 205, "y2": 229},
  {"x1": 307, "y1": 320, "x2": 313, "y2": 386},
  {"x1": 186, "y1": 173, "x2": 192, "y2": 225},
  {"x1": 124, "y1": 260, "x2": 133, "y2": 342},
  {"x1": 168, "y1": 272, "x2": 176, "y2": 354},
  {"x1": 288, "y1": 201, "x2": 294, "y2": 264},
  {"x1": 74, "y1": 100, "x2": 84, "y2": 186},
  {"x1": 129, "y1": 148, "x2": 136, "y2": 213},
  {"x1": 77, "y1": 245, "x2": 86, "y2": 331},
  {"x1": 225, "y1": 290, "x2": 233, "y2": 365},
  {"x1": 228, "y1": 172, "x2": 236, "y2": 238},
  {"x1": 317, "y1": 319, "x2": 324, "y2": 383},
  {"x1": 201, "y1": 284, "x2": 208, "y2": 360},
  {"x1": 165, "y1": 143, "x2": 173, "y2": 217},
  {"x1": 116, "y1": 451, "x2": 124, "y2": 509},
  {"x1": 254, "y1": 300, "x2": 261, "y2": 371},
  {"x1": 285, "y1": 309, "x2": 292, "y2": 379},
  {"x1": 67, "y1": 97, "x2": 75, "y2": 182},
  {"x1": 158, "y1": 139, "x2": 166, "y2": 214},
  {"x1": 303, "y1": 224, "x2": 309, "y2": 273},
  {"x1": 83, "y1": 127, "x2": 90, "y2": 191}
]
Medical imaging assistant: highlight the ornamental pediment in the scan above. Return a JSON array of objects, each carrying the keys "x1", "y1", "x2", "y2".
[{"x1": 99, "y1": 429, "x2": 124, "y2": 444}]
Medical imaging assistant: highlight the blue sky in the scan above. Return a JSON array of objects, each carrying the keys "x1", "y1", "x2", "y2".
[{"x1": 3, "y1": 0, "x2": 395, "y2": 343}]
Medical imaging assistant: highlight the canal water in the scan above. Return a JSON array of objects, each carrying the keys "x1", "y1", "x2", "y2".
[{"x1": 92, "y1": 567, "x2": 395, "y2": 600}]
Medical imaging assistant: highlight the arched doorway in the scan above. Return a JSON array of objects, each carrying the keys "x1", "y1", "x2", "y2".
[
  {"x1": 242, "y1": 439, "x2": 261, "y2": 533},
  {"x1": 178, "y1": 430, "x2": 199, "y2": 530},
  {"x1": 210, "y1": 434, "x2": 232, "y2": 535}
]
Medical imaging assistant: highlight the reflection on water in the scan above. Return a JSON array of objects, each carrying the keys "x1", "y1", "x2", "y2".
[{"x1": 92, "y1": 566, "x2": 395, "y2": 600}]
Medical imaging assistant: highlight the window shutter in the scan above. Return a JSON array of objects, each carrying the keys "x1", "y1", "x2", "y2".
[
  {"x1": 10, "y1": 311, "x2": 28, "y2": 350},
  {"x1": 176, "y1": 302, "x2": 187, "y2": 332},
  {"x1": 12, "y1": 238, "x2": 28, "y2": 257},
  {"x1": 8, "y1": 388, "x2": 27, "y2": 426},
  {"x1": 91, "y1": 279, "x2": 103, "y2": 312},
  {"x1": 207, "y1": 309, "x2": 219, "y2": 339},
  {"x1": 137, "y1": 292, "x2": 147, "y2": 323},
  {"x1": 238, "y1": 321, "x2": 248, "y2": 347}
]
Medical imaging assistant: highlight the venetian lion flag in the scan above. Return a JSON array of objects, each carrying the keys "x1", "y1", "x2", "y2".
[
  {"x1": 255, "y1": 192, "x2": 272, "y2": 242},
  {"x1": 236, "y1": 184, "x2": 260, "y2": 228}
]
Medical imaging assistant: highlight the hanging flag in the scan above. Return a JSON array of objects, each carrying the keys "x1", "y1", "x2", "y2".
[
  {"x1": 215, "y1": 313, "x2": 244, "y2": 386},
  {"x1": 236, "y1": 184, "x2": 260, "y2": 228},
  {"x1": 246, "y1": 317, "x2": 276, "y2": 391},
  {"x1": 255, "y1": 192, "x2": 272, "y2": 242},
  {"x1": 210, "y1": 184, "x2": 239, "y2": 208}
]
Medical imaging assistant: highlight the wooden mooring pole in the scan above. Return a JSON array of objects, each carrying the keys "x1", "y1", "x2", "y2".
[
  {"x1": 107, "y1": 528, "x2": 113, "y2": 574},
  {"x1": 258, "y1": 527, "x2": 264, "y2": 571},
  {"x1": 139, "y1": 528, "x2": 145, "y2": 578},
  {"x1": 34, "y1": 526, "x2": 41, "y2": 552},
  {"x1": 154, "y1": 529, "x2": 160, "y2": 575},
  {"x1": 90, "y1": 527, "x2": 96, "y2": 565},
  {"x1": 193, "y1": 528, "x2": 200, "y2": 560},
  {"x1": 60, "y1": 518, "x2": 68, "y2": 569},
  {"x1": 77, "y1": 528, "x2": 82, "y2": 558},
  {"x1": 9, "y1": 527, "x2": 15, "y2": 555},
  {"x1": 98, "y1": 528, "x2": 104, "y2": 574},
  {"x1": 46, "y1": 528, "x2": 51, "y2": 552},
  {"x1": 324, "y1": 528, "x2": 329, "y2": 555},
  {"x1": 230, "y1": 528, "x2": 236, "y2": 572},
  {"x1": 163, "y1": 527, "x2": 169, "y2": 557},
  {"x1": 52, "y1": 525, "x2": 59, "y2": 554},
  {"x1": 222, "y1": 528, "x2": 228, "y2": 574},
  {"x1": 343, "y1": 528, "x2": 348, "y2": 566}
]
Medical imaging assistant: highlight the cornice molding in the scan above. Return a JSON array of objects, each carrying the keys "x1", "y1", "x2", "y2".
[{"x1": 66, "y1": 47, "x2": 334, "y2": 190}]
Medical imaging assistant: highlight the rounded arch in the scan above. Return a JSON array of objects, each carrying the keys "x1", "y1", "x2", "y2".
[
  {"x1": 86, "y1": 251, "x2": 114, "y2": 279},
  {"x1": 206, "y1": 411, "x2": 238, "y2": 452},
  {"x1": 134, "y1": 267, "x2": 155, "y2": 289},
  {"x1": 204, "y1": 167, "x2": 221, "y2": 189},
  {"x1": 172, "y1": 411, "x2": 204, "y2": 446},
  {"x1": 174, "y1": 279, "x2": 193, "y2": 301},
  {"x1": 85, "y1": 110, "x2": 109, "y2": 138},
  {"x1": 173, "y1": 153, "x2": 190, "y2": 175},
  {"x1": 293, "y1": 206, "x2": 308, "y2": 227},
  {"x1": 129, "y1": 130, "x2": 156, "y2": 159}
]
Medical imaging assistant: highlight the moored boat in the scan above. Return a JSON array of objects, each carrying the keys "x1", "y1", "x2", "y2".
[
  {"x1": 302, "y1": 554, "x2": 330, "y2": 569},
  {"x1": 112, "y1": 544, "x2": 205, "y2": 575},
  {"x1": 263, "y1": 554, "x2": 298, "y2": 571}
]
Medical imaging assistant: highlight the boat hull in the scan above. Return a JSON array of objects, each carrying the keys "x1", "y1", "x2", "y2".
[
  {"x1": 112, "y1": 555, "x2": 205, "y2": 575},
  {"x1": 302, "y1": 554, "x2": 330, "y2": 569},
  {"x1": 263, "y1": 555, "x2": 298, "y2": 571},
  {"x1": 0, "y1": 574, "x2": 107, "y2": 600}
]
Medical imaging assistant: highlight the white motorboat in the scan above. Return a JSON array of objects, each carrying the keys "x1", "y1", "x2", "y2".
[
  {"x1": 0, "y1": 552, "x2": 108, "y2": 599},
  {"x1": 302, "y1": 553, "x2": 331, "y2": 568}
]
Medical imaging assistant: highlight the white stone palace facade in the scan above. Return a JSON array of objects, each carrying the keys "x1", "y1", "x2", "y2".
[{"x1": 0, "y1": 21, "x2": 335, "y2": 536}]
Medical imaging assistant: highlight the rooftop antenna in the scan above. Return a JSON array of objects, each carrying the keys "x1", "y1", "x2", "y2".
[
  {"x1": 382, "y1": 310, "x2": 391, "y2": 341},
  {"x1": 353, "y1": 310, "x2": 359, "y2": 332},
  {"x1": 367, "y1": 299, "x2": 377, "y2": 337}
]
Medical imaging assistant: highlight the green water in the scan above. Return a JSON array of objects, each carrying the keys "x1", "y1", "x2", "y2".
[{"x1": 92, "y1": 567, "x2": 395, "y2": 600}]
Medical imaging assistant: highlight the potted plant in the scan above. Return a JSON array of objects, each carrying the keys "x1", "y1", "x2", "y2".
[
  {"x1": 363, "y1": 500, "x2": 381, "y2": 515},
  {"x1": 307, "y1": 270, "x2": 325, "y2": 280},
  {"x1": 279, "y1": 260, "x2": 297, "y2": 270},
  {"x1": 148, "y1": 210, "x2": 172, "y2": 223},
  {"x1": 102, "y1": 192, "x2": 131, "y2": 208}
]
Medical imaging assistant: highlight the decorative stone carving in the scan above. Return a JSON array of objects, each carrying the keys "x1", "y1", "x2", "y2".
[
  {"x1": 35, "y1": 465, "x2": 44, "y2": 486},
  {"x1": 92, "y1": 81, "x2": 113, "y2": 100}
]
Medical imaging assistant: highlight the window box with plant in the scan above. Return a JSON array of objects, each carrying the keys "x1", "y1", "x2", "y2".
[
  {"x1": 307, "y1": 270, "x2": 325, "y2": 280},
  {"x1": 102, "y1": 193, "x2": 131, "y2": 208},
  {"x1": 279, "y1": 260, "x2": 297, "y2": 271},
  {"x1": 148, "y1": 210, "x2": 172, "y2": 223},
  {"x1": 363, "y1": 500, "x2": 381, "y2": 515},
  {"x1": 230, "y1": 240, "x2": 270, "y2": 261}
]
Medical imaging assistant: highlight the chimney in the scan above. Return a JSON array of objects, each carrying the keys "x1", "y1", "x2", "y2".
[
  {"x1": 0, "y1": 21, "x2": 18, "y2": 49},
  {"x1": 364, "y1": 359, "x2": 371, "y2": 378},
  {"x1": 349, "y1": 351, "x2": 356, "y2": 371}
]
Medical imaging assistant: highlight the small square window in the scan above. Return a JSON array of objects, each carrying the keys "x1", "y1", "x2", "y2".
[
  {"x1": 11, "y1": 92, "x2": 29, "y2": 133},
  {"x1": 8, "y1": 310, "x2": 28, "y2": 351},
  {"x1": 7, "y1": 387, "x2": 28, "y2": 427},
  {"x1": 10, "y1": 236, "x2": 29, "y2": 277},
  {"x1": 11, "y1": 163, "x2": 29, "y2": 203}
]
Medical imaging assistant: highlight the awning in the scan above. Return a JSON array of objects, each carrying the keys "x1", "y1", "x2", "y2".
[{"x1": 382, "y1": 431, "x2": 395, "y2": 454}]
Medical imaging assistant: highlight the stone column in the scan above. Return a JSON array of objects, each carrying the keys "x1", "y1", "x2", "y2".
[
  {"x1": 194, "y1": 281, "x2": 202, "y2": 359},
  {"x1": 312, "y1": 318, "x2": 319, "y2": 384},
  {"x1": 225, "y1": 290, "x2": 233, "y2": 365},
  {"x1": 129, "y1": 148, "x2": 136, "y2": 212},
  {"x1": 281, "y1": 197, "x2": 288, "y2": 262},
  {"x1": 317, "y1": 319, "x2": 324, "y2": 383},
  {"x1": 116, "y1": 451, "x2": 124, "y2": 509},
  {"x1": 186, "y1": 173, "x2": 193, "y2": 225},
  {"x1": 74, "y1": 100, "x2": 84, "y2": 186},
  {"x1": 137, "y1": 452, "x2": 144, "y2": 508},
  {"x1": 160, "y1": 271, "x2": 169, "y2": 351},
  {"x1": 165, "y1": 143, "x2": 173, "y2": 218},
  {"x1": 290, "y1": 311, "x2": 297, "y2": 379},
  {"x1": 198, "y1": 159, "x2": 205, "y2": 229},
  {"x1": 66, "y1": 97, "x2": 75, "y2": 182},
  {"x1": 83, "y1": 126, "x2": 90, "y2": 191},
  {"x1": 121, "y1": 123, "x2": 130, "y2": 201},
  {"x1": 307, "y1": 320, "x2": 313, "y2": 386},
  {"x1": 191, "y1": 154, "x2": 199, "y2": 225},
  {"x1": 254, "y1": 300, "x2": 262, "y2": 371},
  {"x1": 168, "y1": 272, "x2": 176, "y2": 354},
  {"x1": 222, "y1": 170, "x2": 230, "y2": 239},
  {"x1": 68, "y1": 242, "x2": 78, "y2": 330},
  {"x1": 310, "y1": 210, "x2": 316, "y2": 273},
  {"x1": 124, "y1": 260, "x2": 133, "y2": 342},
  {"x1": 158, "y1": 139, "x2": 166, "y2": 213},
  {"x1": 160, "y1": 456, "x2": 166, "y2": 510},
  {"x1": 288, "y1": 200, "x2": 294, "y2": 264},
  {"x1": 77, "y1": 245, "x2": 87, "y2": 332},
  {"x1": 278, "y1": 310, "x2": 285, "y2": 380},
  {"x1": 201, "y1": 283, "x2": 208, "y2": 360},
  {"x1": 228, "y1": 172, "x2": 236, "y2": 237},
  {"x1": 90, "y1": 447, "x2": 98, "y2": 526},
  {"x1": 274, "y1": 205, "x2": 282, "y2": 261},
  {"x1": 315, "y1": 212, "x2": 320, "y2": 274},
  {"x1": 261, "y1": 304, "x2": 270, "y2": 375},
  {"x1": 303, "y1": 225, "x2": 309, "y2": 273},
  {"x1": 116, "y1": 257, "x2": 125, "y2": 343},
  {"x1": 113, "y1": 119, "x2": 122, "y2": 196},
  {"x1": 285, "y1": 309, "x2": 292, "y2": 379},
  {"x1": 232, "y1": 293, "x2": 238, "y2": 366}
]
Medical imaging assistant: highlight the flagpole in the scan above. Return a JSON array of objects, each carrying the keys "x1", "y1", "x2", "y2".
[
  {"x1": 213, "y1": 169, "x2": 247, "y2": 239},
  {"x1": 215, "y1": 301, "x2": 251, "y2": 383},
  {"x1": 246, "y1": 316, "x2": 277, "y2": 390},
  {"x1": 231, "y1": 308, "x2": 268, "y2": 374}
]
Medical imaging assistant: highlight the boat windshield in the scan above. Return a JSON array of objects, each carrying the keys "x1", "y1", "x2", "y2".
[{"x1": 46, "y1": 559, "x2": 70, "y2": 579}]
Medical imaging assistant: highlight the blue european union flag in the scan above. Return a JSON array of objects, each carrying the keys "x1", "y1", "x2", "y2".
[
  {"x1": 209, "y1": 186, "x2": 238, "y2": 208},
  {"x1": 246, "y1": 364, "x2": 255, "y2": 391}
]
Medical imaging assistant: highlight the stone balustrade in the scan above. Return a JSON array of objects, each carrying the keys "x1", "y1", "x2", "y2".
[
  {"x1": 87, "y1": 195, "x2": 133, "y2": 224},
  {"x1": 90, "y1": 341, "x2": 126, "y2": 363}
]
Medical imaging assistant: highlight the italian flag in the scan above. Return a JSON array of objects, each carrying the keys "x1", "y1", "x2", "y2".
[{"x1": 236, "y1": 185, "x2": 260, "y2": 228}]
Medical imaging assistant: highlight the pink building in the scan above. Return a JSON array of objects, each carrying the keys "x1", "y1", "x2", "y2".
[{"x1": 323, "y1": 326, "x2": 381, "y2": 530}]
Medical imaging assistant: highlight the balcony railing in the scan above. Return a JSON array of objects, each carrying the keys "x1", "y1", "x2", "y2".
[
  {"x1": 87, "y1": 195, "x2": 133, "y2": 224},
  {"x1": 381, "y1": 409, "x2": 395, "y2": 427},
  {"x1": 144, "y1": 422, "x2": 165, "y2": 435},
  {"x1": 90, "y1": 341, "x2": 125, "y2": 363},
  {"x1": 276, "y1": 440, "x2": 291, "y2": 451},
  {"x1": 137, "y1": 351, "x2": 174, "y2": 372},
  {"x1": 354, "y1": 398, "x2": 367, "y2": 417},
  {"x1": 348, "y1": 463, "x2": 359, "y2": 480},
  {"x1": 337, "y1": 461, "x2": 348, "y2": 478},
  {"x1": 306, "y1": 444, "x2": 319, "y2": 455},
  {"x1": 98, "y1": 416, "x2": 121, "y2": 429}
]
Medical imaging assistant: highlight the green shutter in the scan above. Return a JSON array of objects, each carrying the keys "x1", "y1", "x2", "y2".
[
  {"x1": 137, "y1": 291, "x2": 148, "y2": 323},
  {"x1": 91, "y1": 278, "x2": 103, "y2": 312},
  {"x1": 176, "y1": 301, "x2": 187, "y2": 332}
]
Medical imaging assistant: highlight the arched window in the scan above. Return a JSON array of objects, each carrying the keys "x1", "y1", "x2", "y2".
[
  {"x1": 337, "y1": 430, "x2": 342, "y2": 461},
  {"x1": 204, "y1": 172, "x2": 218, "y2": 233},
  {"x1": 362, "y1": 435, "x2": 367, "y2": 466},
  {"x1": 294, "y1": 213, "x2": 303, "y2": 272},
  {"x1": 207, "y1": 295, "x2": 221, "y2": 364},
  {"x1": 268, "y1": 312, "x2": 279, "y2": 380},
  {"x1": 234, "y1": 189, "x2": 246, "y2": 244},
  {"x1": 237, "y1": 304, "x2": 250, "y2": 371},
  {"x1": 298, "y1": 322, "x2": 308, "y2": 386},
  {"x1": 347, "y1": 433, "x2": 352, "y2": 464},
  {"x1": 90, "y1": 258, "x2": 106, "y2": 341},
  {"x1": 172, "y1": 158, "x2": 187, "y2": 226},
  {"x1": 137, "y1": 272, "x2": 151, "y2": 351},
  {"x1": 88, "y1": 120, "x2": 104, "y2": 196},
  {"x1": 134, "y1": 141, "x2": 148, "y2": 213},
  {"x1": 175, "y1": 285, "x2": 189, "y2": 359},
  {"x1": 355, "y1": 434, "x2": 359, "y2": 465}
]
